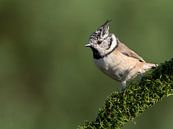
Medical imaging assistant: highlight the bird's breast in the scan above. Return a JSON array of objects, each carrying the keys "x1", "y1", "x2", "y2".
[{"x1": 94, "y1": 52, "x2": 137, "y2": 81}]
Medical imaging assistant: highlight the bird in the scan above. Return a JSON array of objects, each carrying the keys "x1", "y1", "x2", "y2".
[{"x1": 85, "y1": 20, "x2": 157, "y2": 90}]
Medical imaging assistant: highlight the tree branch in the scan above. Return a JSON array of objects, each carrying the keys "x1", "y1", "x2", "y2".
[{"x1": 78, "y1": 58, "x2": 173, "y2": 129}]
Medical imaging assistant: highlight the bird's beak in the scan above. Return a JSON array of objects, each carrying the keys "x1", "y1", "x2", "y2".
[{"x1": 85, "y1": 43, "x2": 92, "y2": 47}]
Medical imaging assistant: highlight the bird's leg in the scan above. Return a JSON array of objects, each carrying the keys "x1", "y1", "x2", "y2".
[
  {"x1": 139, "y1": 72, "x2": 144, "y2": 81},
  {"x1": 120, "y1": 81, "x2": 126, "y2": 91}
]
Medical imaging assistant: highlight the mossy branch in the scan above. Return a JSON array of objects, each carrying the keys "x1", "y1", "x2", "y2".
[{"x1": 78, "y1": 58, "x2": 173, "y2": 129}]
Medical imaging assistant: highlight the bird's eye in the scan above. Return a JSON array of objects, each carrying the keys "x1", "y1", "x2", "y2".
[{"x1": 97, "y1": 41, "x2": 102, "y2": 44}]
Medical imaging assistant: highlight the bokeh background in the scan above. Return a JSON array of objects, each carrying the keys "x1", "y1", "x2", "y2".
[{"x1": 0, "y1": 0, "x2": 173, "y2": 129}]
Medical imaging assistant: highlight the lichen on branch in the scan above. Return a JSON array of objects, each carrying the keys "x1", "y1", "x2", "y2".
[{"x1": 78, "y1": 58, "x2": 173, "y2": 129}]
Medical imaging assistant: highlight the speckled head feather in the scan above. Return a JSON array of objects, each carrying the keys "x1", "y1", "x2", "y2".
[{"x1": 90, "y1": 20, "x2": 111, "y2": 40}]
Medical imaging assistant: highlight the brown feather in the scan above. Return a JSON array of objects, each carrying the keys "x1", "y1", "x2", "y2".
[{"x1": 117, "y1": 41, "x2": 145, "y2": 62}]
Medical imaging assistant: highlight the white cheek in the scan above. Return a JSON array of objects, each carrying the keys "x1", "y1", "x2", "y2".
[
  {"x1": 100, "y1": 41, "x2": 108, "y2": 48},
  {"x1": 94, "y1": 45, "x2": 106, "y2": 55}
]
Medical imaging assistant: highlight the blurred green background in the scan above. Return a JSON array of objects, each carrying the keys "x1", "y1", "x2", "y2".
[{"x1": 0, "y1": 0, "x2": 173, "y2": 129}]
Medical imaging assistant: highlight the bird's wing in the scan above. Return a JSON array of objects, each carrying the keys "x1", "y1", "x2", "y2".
[{"x1": 118, "y1": 41, "x2": 145, "y2": 62}]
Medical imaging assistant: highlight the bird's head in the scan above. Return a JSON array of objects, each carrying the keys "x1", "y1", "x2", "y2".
[{"x1": 85, "y1": 20, "x2": 118, "y2": 59}]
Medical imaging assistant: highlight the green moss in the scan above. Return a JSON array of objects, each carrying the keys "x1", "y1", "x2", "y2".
[{"x1": 78, "y1": 58, "x2": 173, "y2": 129}]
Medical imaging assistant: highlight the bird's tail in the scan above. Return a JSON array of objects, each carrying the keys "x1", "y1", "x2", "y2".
[{"x1": 143, "y1": 63, "x2": 158, "y2": 71}]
